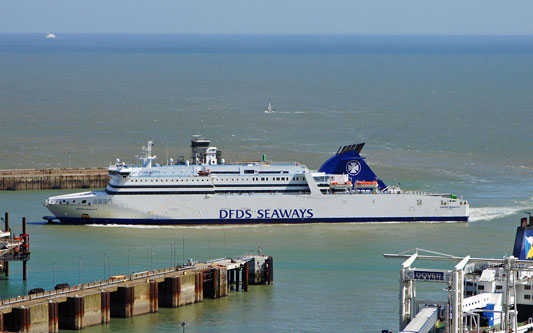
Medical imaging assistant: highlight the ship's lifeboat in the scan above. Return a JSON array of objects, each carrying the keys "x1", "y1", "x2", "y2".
[
  {"x1": 355, "y1": 181, "x2": 378, "y2": 188},
  {"x1": 329, "y1": 180, "x2": 352, "y2": 189},
  {"x1": 198, "y1": 169, "x2": 210, "y2": 176}
]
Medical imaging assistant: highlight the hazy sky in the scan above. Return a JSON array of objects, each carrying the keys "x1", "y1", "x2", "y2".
[{"x1": 1, "y1": 0, "x2": 532, "y2": 35}]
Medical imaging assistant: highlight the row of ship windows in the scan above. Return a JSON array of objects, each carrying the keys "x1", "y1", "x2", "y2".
[
  {"x1": 472, "y1": 284, "x2": 532, "y2": 291},
  {"x1": 465, "y1": 291, "x2": 533, "y2": 300},
  {"x1": 56, "y1": 198, "x2": 110, "y2": 205},
  {"x1": 128, "y1": 176, "x2": 305, "y2": 183},
  {"x1": 466, "y1": 282, "x2": 531, "y2": 299},
  {"x1": 474, "y1": 284, "x2": 503, "y2": 290}
]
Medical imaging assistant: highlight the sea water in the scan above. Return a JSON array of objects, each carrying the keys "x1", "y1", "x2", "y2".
[{"x1": 1, "y1": 34, "x2": 532, "y2": 331}]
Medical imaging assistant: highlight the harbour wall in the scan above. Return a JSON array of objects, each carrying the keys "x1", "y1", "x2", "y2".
[{"x1": 0, "y1": 168, "x2": 108, "y2": 191}]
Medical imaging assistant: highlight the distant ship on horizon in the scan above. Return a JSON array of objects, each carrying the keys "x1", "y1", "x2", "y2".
[{"x1": 46, "y1": 32, "x2": 56, "y2": 38}]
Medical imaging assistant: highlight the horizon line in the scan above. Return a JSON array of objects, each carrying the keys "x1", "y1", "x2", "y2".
[{"x1": 2, "y1": 32, "x2": 533, "y2": 37}]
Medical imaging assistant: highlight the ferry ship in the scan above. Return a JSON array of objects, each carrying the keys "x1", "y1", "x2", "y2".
[{"x1": 44, "y1": 137, "x2": 469, "y2": 224}]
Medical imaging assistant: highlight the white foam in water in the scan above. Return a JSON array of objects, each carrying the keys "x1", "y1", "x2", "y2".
[
  {"x1": 277, "y1": 111, "x2": 310, "y2": 114},
  {"x1": 469, "y1": 206, "x2": 526, "y2": 222}
]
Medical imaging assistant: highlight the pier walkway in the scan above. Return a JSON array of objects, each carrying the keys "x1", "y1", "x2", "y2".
[{"x1": 0, "y1": 255, "x2": 273, "y2": 332}]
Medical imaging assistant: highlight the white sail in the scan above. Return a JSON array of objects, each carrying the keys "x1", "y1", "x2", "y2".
[{"x1": 265, "y1": 101, "x2": 274, "y2": 113}]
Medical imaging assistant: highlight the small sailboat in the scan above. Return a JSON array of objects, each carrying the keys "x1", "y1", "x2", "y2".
[
  {"x1": 264, "y1": 101, "x2": 275, "y2": 113},
  {"x1": 46, "y1": 32, "x2": 56, "y2": 38}
]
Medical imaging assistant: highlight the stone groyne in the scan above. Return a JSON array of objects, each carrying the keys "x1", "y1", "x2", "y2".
[{"x1": 0, "y1": 168, "x2": 108, "y2": 191}]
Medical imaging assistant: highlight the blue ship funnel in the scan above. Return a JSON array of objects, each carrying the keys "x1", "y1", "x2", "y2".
[
  {"x1": 318, "y1": 143, "x2": 387, "y2": 190},
  {"x1": 512, "y1": 216, "x2": 533, "y2": 260}
]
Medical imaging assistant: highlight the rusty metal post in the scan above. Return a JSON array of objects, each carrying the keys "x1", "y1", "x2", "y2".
[
  {"x1": 228, "y1": 268, "x2": 234, "y2": 290},
  {"x1": 235, "y1": 267, "x2": 240, "y2": 292},
  {"x1": 243, "y1": 262, "x2": 249, "y2": 291},
  {"x1": 3, "y1": 212, "x2": 10, "y2": 276},
  {"x1": 48, "y1": 302, "x2": 59, "y2": 332},
  {"x1": 212, "y1": 268, "x2": 219, "y2": 299},
  {"x1": 22, "y1": 261, "x2": 27, "y2": 281},
  {"x1": 22, "y1": 217, "x2": 28, "y2": 280},
  {"x1": 267, "y1": 256, "x2": 274, "y2": 285},
  {"x1": 101, "y1": 291, "x2": 111, "y2": 323},
  {"x1": 150, "y1": 280, "x2": 158, "y2": 313}
]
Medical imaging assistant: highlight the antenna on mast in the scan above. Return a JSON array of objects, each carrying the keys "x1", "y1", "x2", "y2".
[{"x1": 139, "y1": 141, "x2": 156, "y2": 167}]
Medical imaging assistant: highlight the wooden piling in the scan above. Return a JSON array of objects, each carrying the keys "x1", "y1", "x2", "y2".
[{"x1": 243, "y1": 262, "x2": 249, "y2": 291}]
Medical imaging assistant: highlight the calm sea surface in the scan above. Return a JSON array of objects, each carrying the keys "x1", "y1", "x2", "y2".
[{"x1": 1, "y1": 34, "x2": 532, "y2": 331}]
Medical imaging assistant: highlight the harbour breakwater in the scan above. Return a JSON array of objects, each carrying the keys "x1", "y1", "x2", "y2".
[{"x1": 0, "y1": 168, "x2": 108, "y2": 191}]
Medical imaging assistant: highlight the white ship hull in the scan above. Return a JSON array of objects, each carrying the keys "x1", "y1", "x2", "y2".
[{"x1": 45, "y1": 191, "x2": 468, "y2": 224}]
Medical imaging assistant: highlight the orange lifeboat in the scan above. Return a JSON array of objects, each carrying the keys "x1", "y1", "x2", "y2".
[
  {"x1": 329, "y1": 180, "x2": 352, "y2": 189},
  {"x1": 198, "y1": 169, "x2": 210, "y2": 176},
  {"x1": 355, "y1": 180, "x2": 378, "y2": 188},
  {"x1": 355, "y1": 181, "x2": 378, "y2": 186}
]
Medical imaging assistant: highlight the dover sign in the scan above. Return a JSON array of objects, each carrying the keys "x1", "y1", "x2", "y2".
[{"x1": 405, "y1": 269, "x2": 451, "y2": 282}]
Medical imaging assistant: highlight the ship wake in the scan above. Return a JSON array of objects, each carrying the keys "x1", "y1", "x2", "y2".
[{"x1": 469, "y1": 204, "x2": 531, "y2": 222}]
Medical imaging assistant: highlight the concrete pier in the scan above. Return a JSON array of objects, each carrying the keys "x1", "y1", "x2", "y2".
[
  {"x1": 110, "y1": 281, "x2": 159, "y2": 318},
  {"x1": 0, "y1": 255, "x2": 271, "y2": 332},
  {"x1": 158, "y1": 271, "x2": 204, "y2": 308},
  {"x1": 0, "y1": 168, "x2": 108, "y2": 190}
]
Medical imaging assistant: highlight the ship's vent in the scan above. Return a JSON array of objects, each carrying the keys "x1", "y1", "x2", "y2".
[{"x1": 336, "y1": 143, "x2": 365, "y2": 155}]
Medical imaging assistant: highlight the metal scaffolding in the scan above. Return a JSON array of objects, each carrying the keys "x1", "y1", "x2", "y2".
[{"x1": 385, "y1": 248, "x2": 533, "y2": 333}]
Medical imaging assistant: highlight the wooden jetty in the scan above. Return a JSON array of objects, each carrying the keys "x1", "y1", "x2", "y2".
[
  {"x1": 0, "y1": 255, "x2": 273, "y2": 332},
  {"x1": 0, "y1": 213, "x2": 30, "y2": 280},
  {"x1": 0, "y1": 168, "x2": 108, "y2": 191}
]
